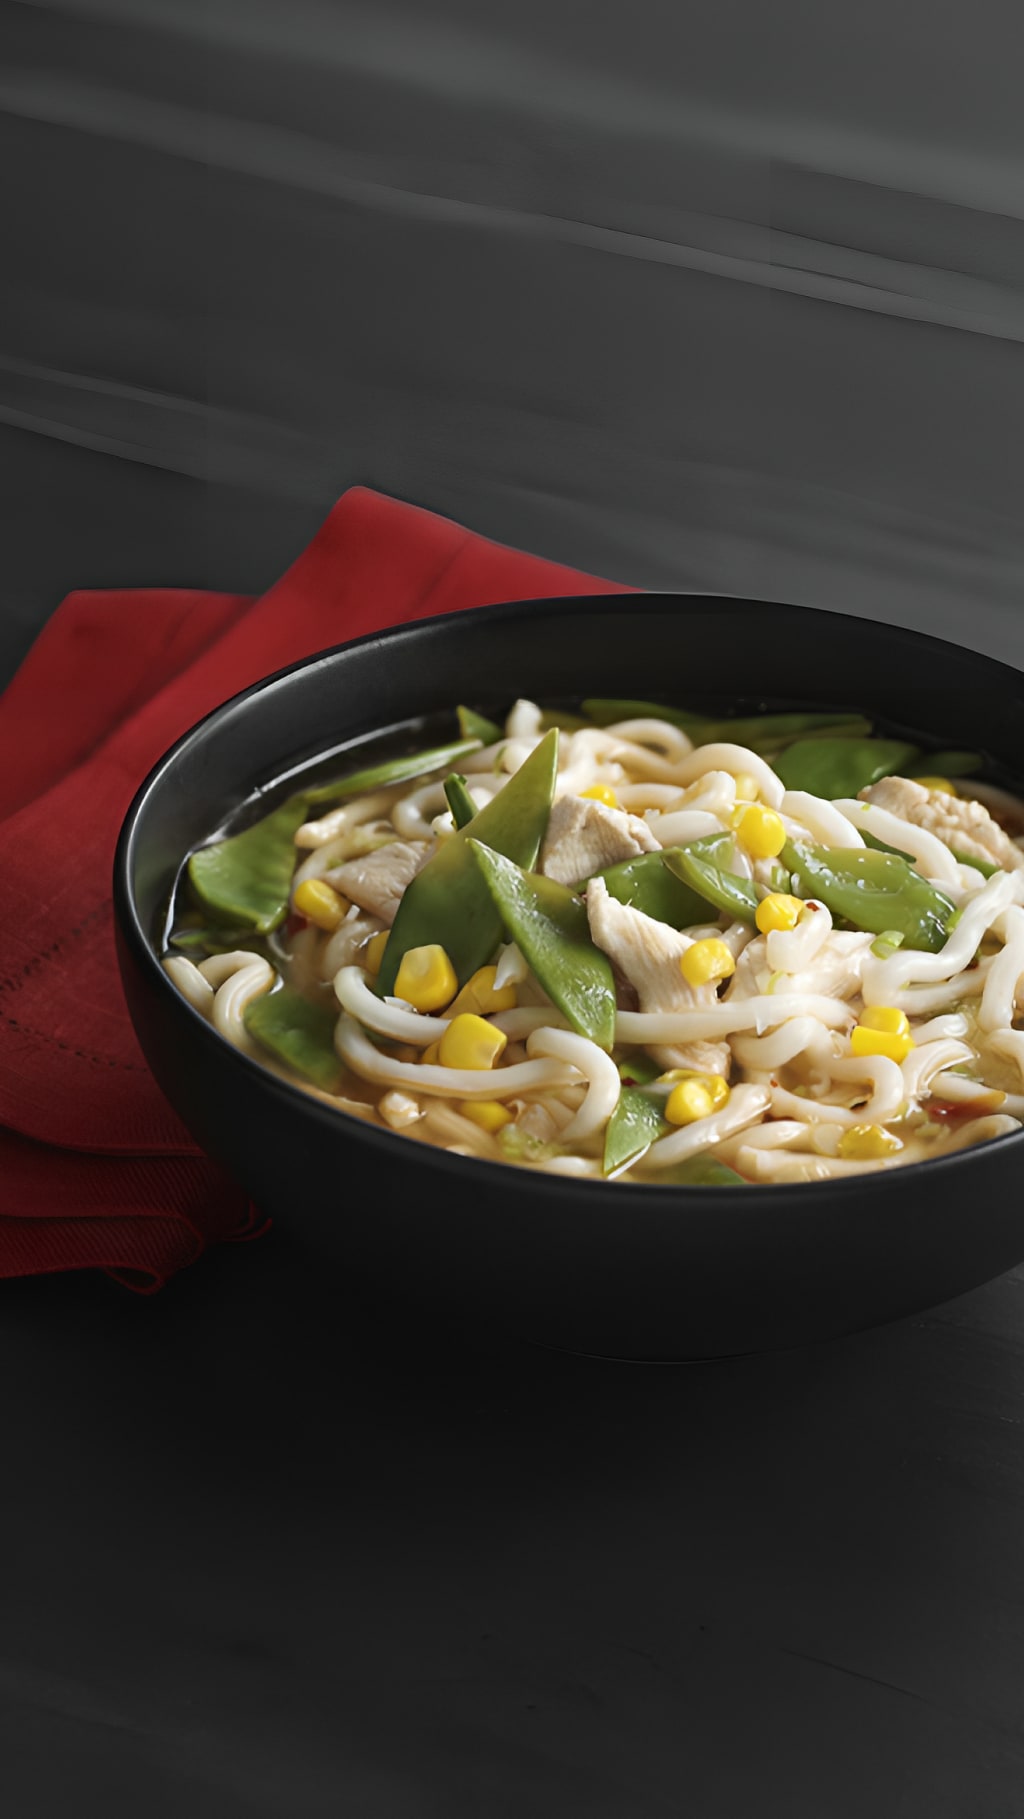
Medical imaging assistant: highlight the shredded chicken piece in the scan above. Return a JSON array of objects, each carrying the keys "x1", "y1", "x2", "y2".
[
  {"x1": 325, "y1": 839, "x2": 436, "y2": 925},
  {"x1": 585, "y1": 876, "x2": 730, "y2": 1075},
  {"x1": 858, "y1": 776, "x2": 1024, "y2": 874},
  {"x1": 725, "y1": 928, "x2": 874, "y2": 1002},
  {"x1": 540, "y1": 795, "x2": 659, "y2": 887}
]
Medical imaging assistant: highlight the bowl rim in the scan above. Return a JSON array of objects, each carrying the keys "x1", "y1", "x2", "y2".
[{"x1": 113, "y1": 589, "x2": 1024, "y2": 1204}]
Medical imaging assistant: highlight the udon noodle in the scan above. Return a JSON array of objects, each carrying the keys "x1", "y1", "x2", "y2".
[{"x1": 162, "y1": 698, "x2": 1024, "y2": 1185}]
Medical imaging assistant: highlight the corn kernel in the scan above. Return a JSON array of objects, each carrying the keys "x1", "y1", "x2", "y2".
[
  {"x1": 459, "y1": 1099, "x2": 513, "y2": 1132},
  {"x1": 293, "y1": 878, "x2": 348, "y2": 931},
  {"x1": 363, "y1": 930, "x2": 389, "y2": 976},
  {"x1": 734, "y1": 804, "x2": 786, "y2": 859},
  {"x1": 861, "y1": 1006, "x2": 911, "y2": 1037},
  {"x1": 447, "y1": 964, "x2": 518, "y2": 1018},
  {"x1": 838, "y1": 1123, "x2": 904, "y2": 1160},
  {"x1": 580, "y1": 784, "x2": 620, "y2": 809},
  {"x1": 755, "y1": 892, "x2": 804, "y2": 934},
  {"x1": 438, "y1": 1013, "x2": 508, "y2": 1071},
  {"x1": 665, "y1": 1079, "x2": 715, "y2": 1124},
  {"x1": 915, "y1": 776, "x2": 958, "y2": 796},
  {"x1": 850, "y1": 1007, "x2": 915, "y2": 1064},
  {"x1": 421, "y1": 1040, "x2": 442, "y2": 1065},
  {"x1": 680, "y1": 938, "x2": 736, "y2": 988},
  {"x1": 733, "y1": 772, "x2": 759, "y2": 802},
  {"x1": 394, "y1": 944, "x2": 458, "y2": 1012},
  {"x1": 659, "y1": 1070, "x2": 730, "y2": 1112}
]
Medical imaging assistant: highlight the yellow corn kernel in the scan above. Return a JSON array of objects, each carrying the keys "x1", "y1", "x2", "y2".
[
  {"x1": 666, "y1": 1079, "x2": 716, "y2": 1124},
  {"x1": 861, "y1": 1006, "x2": 911, "y2": 1037},
  {"x1": 755, "y1": 892, "x2": 804, "y2": 935},
  {"x1": 293, "y1": 878, "x2": 348, "y2": 931},
  {"x1": 733, "y1": 772, "x2": 759, "y2": 802},
  {"x1": 680, "y1": 938, "x2": 736, "y2": 988},
  {"x1": 458, "y1": 1099, "x2": 513, "y2": 1133},
  {"x1": 394, "y1": 944, "x2": 458, "y2": 1013},
  {"x1": 421, "y1": 1040, "x2": 442, "y2": 1065},
  {"x1": 659, "y1": 1070, "x2": 730, "y2": 1112},
  {"x1": 734, "y1": 804, "x2": 786, "y2": 859},
  {"x1": 850, "y1": 1007, "x2": 914, "y2": 1064},
  {"x1": 580, "y1": 783, "x2": 620, "y2": 809},
  {"x1": 838, "y1": 1123, "x2": 904, "y2": 1161},
  {"x1": 915, "y1": 776, "x2": 957, "y2": 796},
  {"x1": 447, "y1": 964, "x2": 518, "y2": 1018},
  {"x1": 438, "y1": 1013, "x2": 508, "y2": 1071},
  {"x1": 363, "y1": 930, "x2": 389, "y2": 976}
]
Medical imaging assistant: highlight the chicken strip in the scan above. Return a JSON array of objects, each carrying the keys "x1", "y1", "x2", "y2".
[
  {"x1": 585, "y1": 875, "x2": 730, "y2": 1075},
  {"x1": 859, "y1": 776, "x2": 1024, "y2": 875},
  {"x1": 541, "y1": 794, "x2": 659, "y2": 888},
  {"x1": 326, "y1": 839, "x2": 436, "y2": 925}
]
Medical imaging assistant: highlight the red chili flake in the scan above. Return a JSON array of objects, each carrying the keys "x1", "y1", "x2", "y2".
[{"x1": 927, "y1": 1100, "x2": 977, "y2": 1125}]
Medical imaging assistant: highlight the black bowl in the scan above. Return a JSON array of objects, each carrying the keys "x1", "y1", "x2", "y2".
[{"x1": 114, "y1": 594, "x2": 1024, "y2": 1360}]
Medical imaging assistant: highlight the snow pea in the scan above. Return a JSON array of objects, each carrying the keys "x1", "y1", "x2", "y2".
[
  {"x1": 244, "y1": 987, "x2": 345, "y2": 1091},
  {"x1": 469, "y1": 841, "x2": 616, "y2": 1048},
  {"x1": 443, "y1": 774, "x2": 477, "y2": 829},
  {"x1": 582, "y1": 700, "x2": 870, "y2": 752},
  {"x1": 907, "y1": 750, "x2": 983, "y2": 779},
  {"x1": 457, "y1": 705, "x2": 503, "y2": 745},
  {"x1": 593, "y1": 850, "x2": 711, "y2": 928},
  {"x1": 603, "y1": 1087, "x2": 668, "y2": 1174},
  {"x1": 782, "y1": 838, "x2": 957, "y2": 953},
  {"x1": 168, "y1": 922, "x2": 260, "y2": 958},
  {"x1": 187, "y1": 796, "x2": 310, "y2": 934},
  {"x1": 656, "y1": 1153, "x2": 748, "y2": 1187},
  {"x1": 376, "y1": 730, "x2": 559, "y2": 997},
  {"x1": 615, "y1": 1049, "x2": 664, "y2": 1086},
  {"x1": 952, "y1": 849, "x2": 999, "y2": 878},
  {"x1": 663, "y1": 835, "x2": 760, "y2": 924},
  {"x1": 303, "y1": 738, "x2": 482, "y2": 807},
  {"x1": 773, "y1": 737, "x2": 920, "y2": 798}
]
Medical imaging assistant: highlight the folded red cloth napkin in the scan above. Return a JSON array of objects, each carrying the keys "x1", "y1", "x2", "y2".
[{"x1": 0, "y1": 487, "x2": 635, "y2": 1289}]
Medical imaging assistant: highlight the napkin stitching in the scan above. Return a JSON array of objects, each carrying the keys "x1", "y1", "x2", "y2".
[
  {"x1": 1, "y1": 1013, "x2": 148, "y2": 1072},
  {"x1": 0, "y1": 898, "x2": 110, "y2": 993}
]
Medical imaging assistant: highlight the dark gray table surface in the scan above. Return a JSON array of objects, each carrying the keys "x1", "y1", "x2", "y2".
[{"x1": 4, "y1": 2, "x2": 1024, "y2": 1812}]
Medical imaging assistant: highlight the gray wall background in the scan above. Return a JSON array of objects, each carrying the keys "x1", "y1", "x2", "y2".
[{"x1": 3, "y1": 0, "x2": 1023, "y2": 688}]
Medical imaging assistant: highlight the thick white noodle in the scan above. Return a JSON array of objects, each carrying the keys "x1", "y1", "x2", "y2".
[
  {"x1": 900, "y1": 1038, "x2": 975, "y2": 1100},
  {"x1": 736, "y1": 1148, "x2": 905, "y2": 1182},
  {"x1": 729, "y1": 1017, "x2": 836, "y2": 1072},
  {"x1": 506, "y1": 698, "x2": 543, "y2": 740},
  {"x1": 162, "y1": 955, "x2": 214, "y2": 1015},
  {"x1": 334, "y1": 965, "x2": 449, "y2": 1045},
  {"x1": 643, "y1": 1083, "x2": 773, "y2": 1170},
  {"x1": 489, "y1": 1007, "x2": 570, "y2": 1039},
  {"x1": 831, "y1": 799, "x2": 964, "y2": 886},
  {"x1": 617, "y1": 783, "x2": 688, "y2": 812},
  {"x1": 671, "y1": 744, "x2": 785, "y2": 809},
  {"x1": 861, "y1": 872, "x2": 1018, "y2": 1003},
  {"x1": 765, "y1": 901, "x2": 833, "y2": 973},
  {"x1": 334, "y1": 1013, "x2": 579, "y2": 1100},
  {"x1": 910, "y1": 1012, "x2": 971, "y2": 1044},
  {"x1": 616, "y1": 992, "x2": 854, "y2": 1045},
  {"x1": 197, "y1": 951, "x2": 277, "y2": 1047},
  {"x1": 392, "y1": 782, "x2": 448, "y2": 839},
  {"x1": 602, "y1": 718, "x2": 694, "y2": 761},
  {"x1": 780, "y1": 791, "x2": 865, "y2": 849},
  {"x1": 979, "y1": 906, "x2": 1024, "y2": 1031},
  {"x1": 525, "y1": 1028, "x2": 622, "y2": 1142},
  {"x1": 986, "y1": 1027, "x2": 1024, "y2": 1089},
  {"x1": 294, "y1": 790, "x2": 397, "y2": 850},
  {"x1": 642, "y1": 809, "x2": 727, "y2": 846},
  {"x1": 494, "y1": 943, "x2": 530, "y2": 989}
]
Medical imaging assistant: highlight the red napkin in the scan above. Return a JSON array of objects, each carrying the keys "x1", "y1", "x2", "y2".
[{"x1": 0, "y1": 487, "x2": 635, "y2": 1289}]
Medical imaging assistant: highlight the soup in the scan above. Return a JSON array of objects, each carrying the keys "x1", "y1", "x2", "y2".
[{"x1": 161, "y1": 697, "x2": 1024, "y2": 1185}]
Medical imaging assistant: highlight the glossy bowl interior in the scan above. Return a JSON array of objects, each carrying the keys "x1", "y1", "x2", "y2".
[{"x1": 114, "y1": 595, "x2": 1024, "y2": 1359}]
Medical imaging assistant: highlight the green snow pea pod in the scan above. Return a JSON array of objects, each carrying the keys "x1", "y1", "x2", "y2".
[
  {"x1": 469, "y1": 841, "x2": 616, "y2": 1048},
  {"x1": 457, "y1": 705, "x2": 504, "y2": 745},
  {"x1": 187, "y1": 795, "x2": 311, "y2": 934},
  {"x1": 443, "y1": 774, "x2": 477, "y2": 829},
  {"x1": 168, "y1": 923, "x2": 261, "y2": 958},
  {"x1": 656, "y1": 1153, "x2": 748, "y2": 1187},
  {"x1": 615, "y1": 1049, "x2": 664, "y2": 1086},
  {"x1": 773, "y1": 737, "x2": 921, "y2": 798},
  {"x1": 243, "y1": 987, "x2": 345, "y2": 1091},
  {"x1": 303, "y1": 738, "x2": 482, "y2": 807},
  {"x1": 907, "y1": 751, "x2": 983, "y2": 779},
  {"x1": 376, "y1": 730, "x2": 559, "y2": 996},
  {"x1": 663, "y1": 835, "x2": 760, "y2": 924},
  {"x1": 782, "y1": 838, "x2": 957, "y2": 953},
  {"x1": 603, "y1": 1087, "x2": 669, "y2": 1175},
  {"x1": 593, "y1": 850, "x2": 711, "y2": 928}
]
